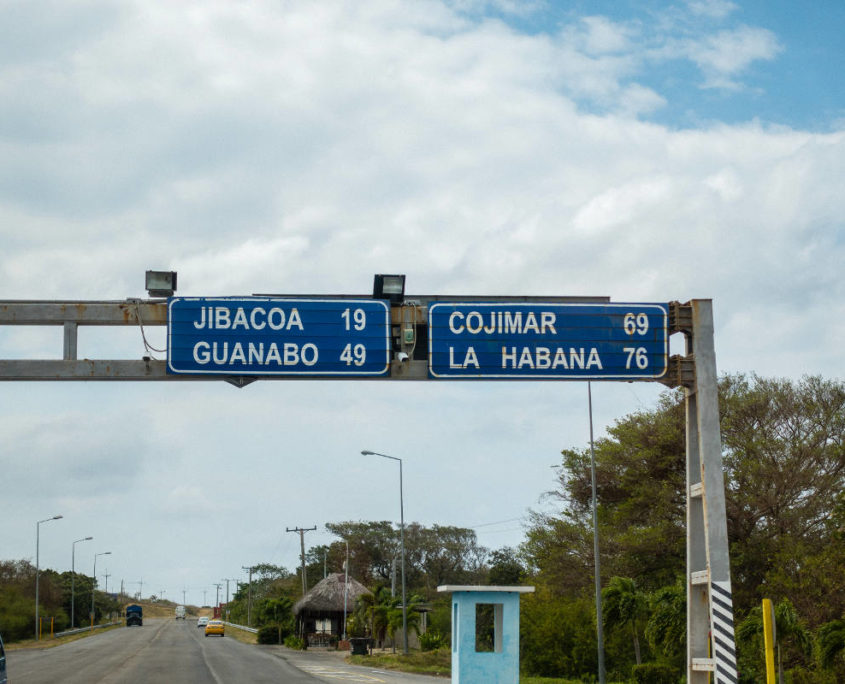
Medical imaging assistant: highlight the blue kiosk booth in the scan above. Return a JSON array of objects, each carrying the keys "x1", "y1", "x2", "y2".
[{"x1": 437, "y1": 585, "x2": 534, "y2": 684}]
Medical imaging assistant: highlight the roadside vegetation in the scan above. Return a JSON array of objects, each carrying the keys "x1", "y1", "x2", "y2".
[
  {"x1": 0, "y1": 560, "x2": 126, "y2": 642},
  {"x1": 3, "y1": 373, "x2": 843, "y2": 682},
  {"x1": 349, "y1": 648, "x2": 450, "y2": 676}
]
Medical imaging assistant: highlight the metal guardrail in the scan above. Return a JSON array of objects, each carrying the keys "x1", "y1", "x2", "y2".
[
  {"x1": 55, "y1": 621, "x2": 122, "y2": 638},
  {"x1": 223, "y1": 621, "x2": 258, "y2": 634}
]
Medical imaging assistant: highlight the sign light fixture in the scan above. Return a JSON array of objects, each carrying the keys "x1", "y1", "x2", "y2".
[
  {"x1": 372, "y1": 274, "x2": 405, "y2": 304},
  {"x1": 145, "y1": 270, "x2": 178, "y2": 298}
]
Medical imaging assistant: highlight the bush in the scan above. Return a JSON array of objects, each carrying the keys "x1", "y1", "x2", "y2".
[
  {"x1": 257, "y1": 623, "x2": 293, "y2": 644},
  {"x1": 631, "y1": 663, "x2": 680, "y2": 684},
  {"x1": 419, "y1": 629, "x2": 447, "y2": 652},
  {"x1": 284, "y1": 635, "x2": 306, "y2": 650}
]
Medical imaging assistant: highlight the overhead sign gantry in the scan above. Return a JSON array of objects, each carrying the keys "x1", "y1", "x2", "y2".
[{"x1": 0, "y1": 277, "x2": 735, "y2": 683}]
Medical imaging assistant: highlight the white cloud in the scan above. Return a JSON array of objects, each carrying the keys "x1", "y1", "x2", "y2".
[
  {"x1": 0, "y1": 0, "x2": 842, "y2": 594},
  {"x1": 579, "y1": 16, "x2": 635, "y2": 55},
  {"x1": 681, "y1": 25, "x2": 782, "y2": 88},
  {"x1": 685, "y1": 0, "x2": 739, "y2": 20}
]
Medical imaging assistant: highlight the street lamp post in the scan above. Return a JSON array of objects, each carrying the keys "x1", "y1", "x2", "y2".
[
  {"x1": 588, "y1": 382, "x2": 606, "y2": 684},
  {"x1": 35, "y1": 515, "x2": 63, "y2": 640},
  {"x1": 362, "y1": 450, "x2": 408, "y2": 655},
  {"x1": 71, "y1": 536, "x2": 93, "y2": 628},
  {"x1": 91, "y1": 552, "x2": 111, "y2": 628},
  {"x1": 342, "y1": 540, "x2": 350, "y2": 641}
]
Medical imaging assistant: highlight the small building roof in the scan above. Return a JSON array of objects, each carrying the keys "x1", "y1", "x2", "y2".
[{"x1": 294, "y1": 573, "x2": 372, "y2": 615}]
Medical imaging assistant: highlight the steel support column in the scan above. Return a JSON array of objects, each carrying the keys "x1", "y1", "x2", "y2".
[{"x1": 686, "y1": 300, "x2": 737, "y2": 683}]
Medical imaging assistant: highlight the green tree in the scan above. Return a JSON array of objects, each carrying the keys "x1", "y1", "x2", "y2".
[
  {"x1": 519, "y1": 588, "x2": 600, "y2": 679},
  {"x1": 385, "y1": 594, "x2": 422, "y2": 653},
  {"x1": 487, "y1": 547, "x2": 526, "y2": 585},
  {"x1": 325, "y1": 521, "x2": 400, "y2": 585},
  {"x1": 736, "y1": 598, "x2": 812, "y2": 681},
  {"x1": 720, "y1": 375, "x2": 845, "y2": 619},
  {"x1": 526, "y1": 375, "x2": 844, "y2": 617},
  {"x1": 355, "y1": 586, "x2": 392, "y2": 646},
  {"x1": 602, "y1": 576, "x2": 648, "y2": 665},
  {"x1": 257, "y1": 596, "x2": 294, "y2": 628},
  {"x1": 818, "y1": 617, "x2": 845, "y2": 672},
  {"x1": 644, "y1": 578, "x2": 686, "y2": 662},
  {"x1": 324, "y1": 520, "x2": 487, "y2": 595},
  {"x1": 524, "y1": 389, "x2": 687, "y2": 597}
]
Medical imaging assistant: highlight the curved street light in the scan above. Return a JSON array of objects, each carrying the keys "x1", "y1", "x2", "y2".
[
  {"x1": 71, "y1": 536, "x2": 93, "y2": 628},
  {"x1": 35, "y1": 515, "x2": 63, "y2": 640},
  {"x1": 361, "y1": 449, "x2": 407, "y2": 655},
  {"x1": 91, "y1": 551, "x2": 112, "y2": 628}
]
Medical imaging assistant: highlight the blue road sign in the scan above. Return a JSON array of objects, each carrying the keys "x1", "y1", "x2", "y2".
[
  {"x1": 167, "y1": 298, "x2": 390, "y2": 376},
  {"x1": 429, "y1": 302, "x2": 668, "y2": 379}
]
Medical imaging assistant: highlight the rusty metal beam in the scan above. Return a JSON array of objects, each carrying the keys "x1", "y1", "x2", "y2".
[
  {"x1": 657, "y1": 354, "x2": 696, "y2": 389},
  {"x1": 0, "y1": 300, "x2": 167, "y2": 326},
  {"x1": 669, "y1": 300, "x2": 693, "y2": 337},
  {"x1": 0, "y1": 359, "x2": 436, "y2": 382}
]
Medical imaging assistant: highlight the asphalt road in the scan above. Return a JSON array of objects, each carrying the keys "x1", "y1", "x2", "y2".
[{"x1": 7, "y1": 619, "x2": 443, "y2": 684}]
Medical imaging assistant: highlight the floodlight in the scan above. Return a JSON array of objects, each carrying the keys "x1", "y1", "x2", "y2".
[
  {"x1": 145, "y1": 270, "x2": 178, "y2": 297},
  {"x1": 372, "y1": 274, "x2": 405, "y2": 304}
]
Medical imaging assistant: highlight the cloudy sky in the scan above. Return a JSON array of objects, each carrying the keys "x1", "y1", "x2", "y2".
[{"x1": 1, "y1": 0, "x2": 843, "y2": 606}]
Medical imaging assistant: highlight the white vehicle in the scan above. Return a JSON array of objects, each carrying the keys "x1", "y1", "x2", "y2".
[
  {"x1": 175, "y1": 605, "x2": 186, "y2": 620},
  {"x1": 197, "y1": 616, "x2": 209, "y2": 628}
]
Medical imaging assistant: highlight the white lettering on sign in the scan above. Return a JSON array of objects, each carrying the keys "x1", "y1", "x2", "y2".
[
  {"x1": 193, "y1": 306, "x2": 305, "y2": 331},
  {"x1": 449, "y1": 346, "x2": 480, "y2": 369},
  {"x1": 448, "y1": 311, "x2": 557, "y2": 335},
  {"x1": 500, "y1": 346, "x2": 603, "y2": 370},
  {"x1": 192, "y1": 341, "x2": 319, "y2": 366}
]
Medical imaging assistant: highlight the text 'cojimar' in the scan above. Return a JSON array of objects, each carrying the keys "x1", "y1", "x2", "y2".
[{"x1": 428, "y1": 302, "x2": 668, "y2": 380}]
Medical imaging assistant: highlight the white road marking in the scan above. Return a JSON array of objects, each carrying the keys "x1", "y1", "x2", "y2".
[{"x1": 296, "y1": 663, "x2": 388, "y2": 681}]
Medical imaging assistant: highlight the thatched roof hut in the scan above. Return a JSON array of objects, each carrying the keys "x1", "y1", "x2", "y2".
[
  {"x1": 294, "y1": 573, "x2": 372, "y2": 644},
  {"x1": 294, "y1": 573, "x2": 371, "y2": 616}
]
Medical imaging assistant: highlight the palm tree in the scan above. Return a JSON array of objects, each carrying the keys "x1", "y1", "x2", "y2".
[
  {"x1": 602, "y1": 576, "x2": 648, "y2": 665},
  {"x1": 645, "y1": 578, "x2": 686, "y2": 658},
  {"x1": 818, "y1": 617, "x2": 845, "y2": 670},
  {"x1": 385, "y1": 594, "x2": 422, "y2": 654},
  {"x1": 355, "y1": 587, "x2": 392, "y2": 647},
  {"x1": 736, "y1": 598, "x2": 811, "y2": 681}
]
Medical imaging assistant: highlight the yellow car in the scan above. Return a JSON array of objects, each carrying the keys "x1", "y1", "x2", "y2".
[{"x1": 204, "y1": 619, "x2": 225, "y2": 637}]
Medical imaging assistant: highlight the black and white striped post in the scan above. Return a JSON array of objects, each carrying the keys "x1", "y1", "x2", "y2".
[{"x1": 685, "y1": 300, "x2": 738, "y2": 683}]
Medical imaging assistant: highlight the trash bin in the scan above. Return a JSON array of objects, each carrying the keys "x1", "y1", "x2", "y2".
[{"x1": 349, "y1": 638, "x2": 369, "y2": 655}]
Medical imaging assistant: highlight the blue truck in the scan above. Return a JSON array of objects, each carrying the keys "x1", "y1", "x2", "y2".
[{"x1": 125, "y1": 604, "x2": 143, "y2": 627}]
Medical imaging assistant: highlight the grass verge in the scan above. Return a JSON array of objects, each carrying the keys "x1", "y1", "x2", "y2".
[
  {"x1": 348, "y1": 648, "x2": 451, "y2": 677},
  {"x1": 223, "y1": 624, "x2": 258, "y2": 645},
  {"x1": 346, "y1": 651, "x2": 622, "y2": 683},
  {"x1": 4, "y1": 623, "x2": 124, "y2": 651}
]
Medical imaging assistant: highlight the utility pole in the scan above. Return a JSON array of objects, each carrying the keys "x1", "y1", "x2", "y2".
[
  {"x1": 103, "y1": 572, "x2": 111, "y2": 595},
  {"x1": 182, "y1": 588, "x2": 186, "y2": 606},
  {"x1": 203, "y1": 588, "x2": 208, "y2": 606},
  {"x1": 242, "y1": 566, "x2": 254, "y2": 627},
  {"x1": 214, "y1": 583, "x2": 222, "y2": 612},
  {"x1": 286, "y1": 526, "x2": 317, "y2": 596},
  {"x1": 136, "y1": 579, "x2": 143, "y2": 600},
  {"x1": 222, "y1": 578, "x2": 237, "y2": 620}
]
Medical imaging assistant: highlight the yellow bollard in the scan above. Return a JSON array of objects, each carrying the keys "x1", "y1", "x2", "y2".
[{"x1": 762, "y1": 598, "x2": 776, "y2": 683}]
